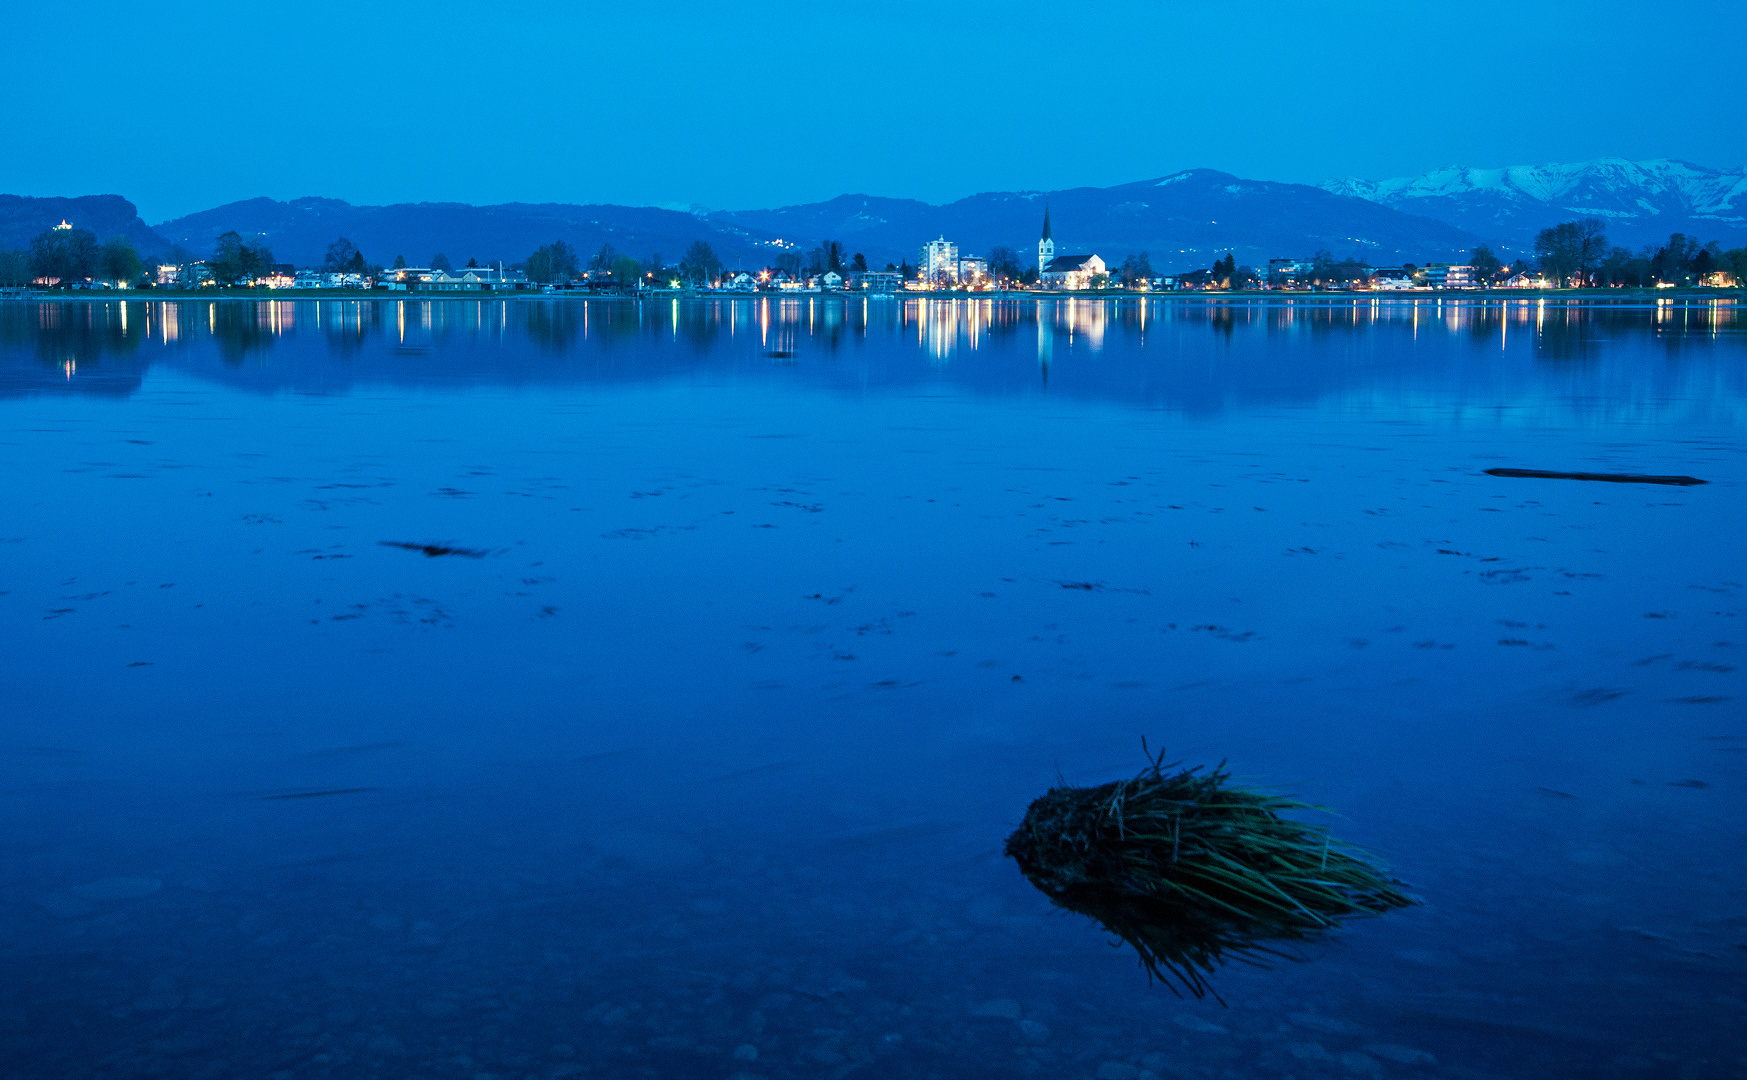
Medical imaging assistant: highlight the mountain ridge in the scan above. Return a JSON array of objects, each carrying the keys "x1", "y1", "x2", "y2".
[
  {"x1": 1323, "y1": 158, "x2": 1747, "y2": 250},
  {"x1": 143, "y1": 171, "x2": 1480, "y2": 274},
  {"x1": 707, "y1": 170, "x2": 1480, "y2": 271},
  {"x1": 23, "y1": 159, "x2": 1741, "y2": 274}
]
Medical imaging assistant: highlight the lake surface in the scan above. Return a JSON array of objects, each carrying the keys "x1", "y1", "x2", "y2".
[{"x1": 3, "y1": 296, "x2": 1744, "y2": 1080}]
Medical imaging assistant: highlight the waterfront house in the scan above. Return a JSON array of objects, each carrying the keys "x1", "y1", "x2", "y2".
[
  {"x1": 378, "y1": 266, "x2": 529, "y2": 291},
  {"x1": 1422, "y1": 264, "x2": 1475, "y2": 290},
  {"x1": 848, "y1": 270, "x2": 903, "y2": 292}
]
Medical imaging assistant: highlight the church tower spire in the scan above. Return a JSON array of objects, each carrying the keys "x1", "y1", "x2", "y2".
[{"x1": 1038, "y1": 205, "x2": 1055, "y2": 277}]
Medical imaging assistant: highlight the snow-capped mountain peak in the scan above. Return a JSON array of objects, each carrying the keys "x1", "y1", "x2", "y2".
[{"x1": 1322, "y1": 158, "x2": 1747, "y2": 250}]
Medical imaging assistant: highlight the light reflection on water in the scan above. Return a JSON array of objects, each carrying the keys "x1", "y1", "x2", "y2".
[
  {"x1": 8, "y1": 292, "x2": 1744, "y2": 362},
  {"x1": 1, "y1": 297, "x2": 1744, "y2": 1080}
]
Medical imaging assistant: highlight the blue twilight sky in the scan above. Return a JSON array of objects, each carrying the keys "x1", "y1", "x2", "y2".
[{"x1": 7, "y1": 0, "x2": 1744, "y2": 223}]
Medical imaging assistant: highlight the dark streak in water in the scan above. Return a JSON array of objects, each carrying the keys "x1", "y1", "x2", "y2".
[
  {"x1": 1485, "y1": 468, "x2": 1706, "y2": 486},
  {"x1": 379, "y1": 541, "x2": 489, "y2": 558}
]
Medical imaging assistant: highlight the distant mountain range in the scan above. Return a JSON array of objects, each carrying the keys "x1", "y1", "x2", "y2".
[
  {"x1": 7, "y1": 158, "x2": 1743, "y2": 274},
  {"x1": 145, "y1": 171, "x2": 1476, "y2": 273},
  {"x1": 1324, "y1": 158, "x2": 1747, "y2": 251},
  {"x1": 707, "y1": 171, "x2": 1478, "y2": 271},
  {"x1": 15, "y1": 173, "x2": 1481, "y2": 275}
]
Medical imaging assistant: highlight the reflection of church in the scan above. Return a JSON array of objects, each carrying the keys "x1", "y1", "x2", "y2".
[{"x1": 1036, "y1": 207, "x2": 1105, "y2": 290}]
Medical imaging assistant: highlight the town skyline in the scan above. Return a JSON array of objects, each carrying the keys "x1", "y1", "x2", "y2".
[{"x1": 8, "y1": 155, "x2": 1745, "y2": 285}]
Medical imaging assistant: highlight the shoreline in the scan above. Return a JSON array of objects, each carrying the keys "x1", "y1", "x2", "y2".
[{"x1": 0, "y1": 286, "x2": 1737, "y2": 302}]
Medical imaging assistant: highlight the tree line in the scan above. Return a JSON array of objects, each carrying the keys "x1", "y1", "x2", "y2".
[
  {"x1": 0, "y1": 226, "x2": 145, "y2": 287},
  {"x1": 12, "y1": 218, "x2": 1743, "y2": 293},
  {"x1": 1524, "y1": 220, "x2": 1745, "y2": 287}
]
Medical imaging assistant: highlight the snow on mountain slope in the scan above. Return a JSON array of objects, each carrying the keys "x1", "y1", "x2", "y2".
[{"x1": 1325, "y1": 158, "x2": 1747, "y2": 251}]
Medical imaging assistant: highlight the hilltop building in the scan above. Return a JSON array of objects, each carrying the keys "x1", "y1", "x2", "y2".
[{"x1": 1036, "y1": 208, "x2": 1106, "y2": 289}]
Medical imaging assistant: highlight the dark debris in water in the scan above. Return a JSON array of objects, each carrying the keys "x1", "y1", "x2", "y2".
[
  {"x1": 380, "y1": 541, "x2": 489, "y2": 558},
  {"x1": 1485, "y1": 468, "x2": 1706, "y2": 486}
]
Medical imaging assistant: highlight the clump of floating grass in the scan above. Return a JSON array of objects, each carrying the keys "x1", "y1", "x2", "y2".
[{"x1": 1004, "y1": 745, "x2": 1416, "y2": 1000}]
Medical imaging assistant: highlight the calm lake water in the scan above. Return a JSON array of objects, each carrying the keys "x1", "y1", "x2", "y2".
[{"x1": 3, "y1": 296, "x2": 1744, "y2": 1080}]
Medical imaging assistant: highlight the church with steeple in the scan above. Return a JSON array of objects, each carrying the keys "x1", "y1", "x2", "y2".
[
  {"x1": 1035, "y1": 206, "x2": 1105, "y2": 290},
  {"x1": 1037, "y1": 206, "x2": 1055, "y2": 277}
]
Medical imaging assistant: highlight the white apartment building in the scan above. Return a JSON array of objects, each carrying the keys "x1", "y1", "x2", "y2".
[{"x1": 919, "y1": 237, "x2": 959, "y2": 286}]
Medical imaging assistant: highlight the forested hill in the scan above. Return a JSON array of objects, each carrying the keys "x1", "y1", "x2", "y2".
[
  {"x1": 152, "y1": 197, "x2": 784, "y2": 270},
  {"x1": 0, "y1": 195, "x2": 167, "y2": 255}
]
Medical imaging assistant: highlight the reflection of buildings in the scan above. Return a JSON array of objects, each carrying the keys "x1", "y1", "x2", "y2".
[
  {"x1": 1041, "y1": 296, "x2": 1107, "y2": 351},
  {"x1": 11, "y1": 297, "x2": 1745, "y2": 413},
  {"x1": 1036, "y1": 208, "x2": 1106, "y2": 289},
  {"x1": 1037, "y1": 307, "x2": 1052, "y2": 370}
]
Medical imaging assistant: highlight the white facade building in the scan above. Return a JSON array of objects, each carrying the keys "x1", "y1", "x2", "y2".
[
  {"x1": 1035, "y1": 208, "x2": 1106, "y2": 289},
  {"x1": 919, "y1": 237, "x2": 959, "y2": 286},
  {"x1": 1040, "y1": 254, "x2": 1107, "y2": 290}
]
